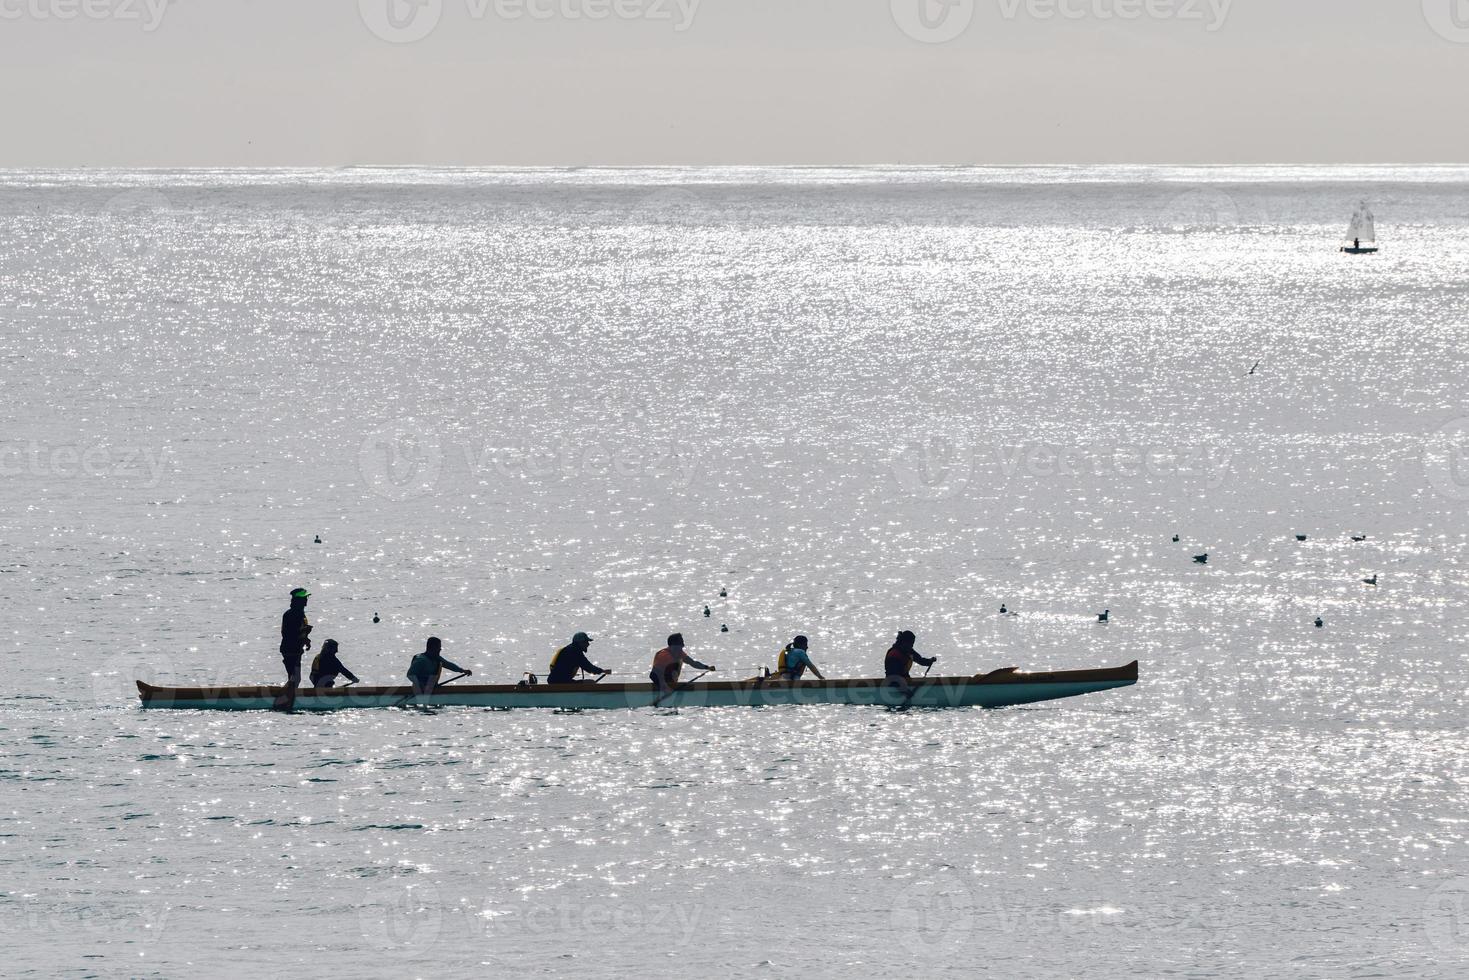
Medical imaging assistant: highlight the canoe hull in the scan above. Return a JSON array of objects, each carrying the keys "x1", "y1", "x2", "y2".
[{"x1": 135, "y1": 662, "x2": 1138, "y2": 711}]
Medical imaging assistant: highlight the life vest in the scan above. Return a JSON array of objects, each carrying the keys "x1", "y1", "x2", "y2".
[
  {"x1": 884, "y1": 646, "x2": 912, "y2": 678},
  {"x1": 776, "y1": 645, "x2": 790, "y2": 672},
  {"x1": 652, "y1": 647, "x2": 679, "y2": 672}
]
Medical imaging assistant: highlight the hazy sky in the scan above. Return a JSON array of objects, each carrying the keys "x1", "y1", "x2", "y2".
[{"x1": 2, "y1": 0, "x2": 1466, "y2": 165}]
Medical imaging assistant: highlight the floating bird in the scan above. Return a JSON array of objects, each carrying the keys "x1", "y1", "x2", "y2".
[
  {"x1": 703, "y1": 605, "x2": 710, "y2": 618},
  {"x1": 718, "y1": 588, "x2": 727, "y2": 598},
  {"x1": 1351, "y1": 534, "x2": 1367, "y2": 542},
  {"x1": 1097, "y1": 610, "x2": 1110, "y2": 623},
  {"x1": 1362, "y1": 574, "x2": 1377, "y2": 586},
  {"x1": 372, "y1": 612, "x2": 380, "y2": 624},
  {"x1": 1172, "y1": 535, "x2": 1180, "y2": 543},
  {"x1": 1247, "y1": 361, "x2": 1259, "y2": 376},
  {"x1": 1295, "y1": 534, "x2": 1307, "y2": 542},
  {"x1": 720, "y1": 623, "x2": 729, "y2": 633},
  {"x1": 1193, "y1": 553, "x2": 1209, "y2": 564},
  {"x1": 1314, "y1": 617, "x2": 1324, "y2": 628},
  {"x1": 314, "y1": 534, "x2": 322, "y2": 544}
]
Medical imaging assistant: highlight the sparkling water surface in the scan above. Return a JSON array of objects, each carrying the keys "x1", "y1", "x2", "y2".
[{"x1": 2, "y1": 167, "x2": 1468, "y2": 978}]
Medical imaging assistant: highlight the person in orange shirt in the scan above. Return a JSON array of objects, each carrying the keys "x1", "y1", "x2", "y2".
[{"x1": 649, "y1": 632, "x2": 715, "y2": 693}]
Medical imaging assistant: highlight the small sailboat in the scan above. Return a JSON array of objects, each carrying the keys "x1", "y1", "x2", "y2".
[{"x1": 1340, "y1": 200, "x2": 1379, "y2": 254}]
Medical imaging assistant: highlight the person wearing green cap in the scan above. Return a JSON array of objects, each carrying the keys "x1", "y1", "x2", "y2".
[
  {"x1": 279, "y1": 588, "x2": 313, "y2": 689},
  {"x1": 547, "y1": 631, "x2": 610, "y2": 685}
]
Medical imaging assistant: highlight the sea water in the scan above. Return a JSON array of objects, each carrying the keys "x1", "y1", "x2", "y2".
[{"x1": 1, "y1": 166, "x2": 1467, "y2": 978}]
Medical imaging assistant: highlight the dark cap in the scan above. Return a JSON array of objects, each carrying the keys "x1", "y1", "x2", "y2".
[
  {"x1": 667, "y1": 632, "x2": 685, "y2": 648},
  {"x1": 573, "y1": 631, "x2": 592, "y2": 644}
]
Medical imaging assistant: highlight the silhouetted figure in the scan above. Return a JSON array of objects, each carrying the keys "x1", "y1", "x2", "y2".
[
  {"x1": 1098, "y1": 610, "x2": 1110, "y2": 623},
  {"x1": 407, "y1": 637, "x2": 470, "y2": 695},
  {"x1": 280, "y1": 588, "x2": 312, "y2": 688},
  {"x1": 548, "y1": 631, "x2": 609, "y2": 684},
  {"x1": 650, "y1": 633, "x2": 715, "y2": 693},
  {"x1": 1314, "y1": 617, "x2": 1324, "y2": 628},
  {"x1": 884, "y1": 630, "x2": 936, "y2": 690},
  {"x1": 1193, "y1": 553, "x2": 1209, "y2": 564},
  {"x1": 372, "y1": 612, "x2": 380, "y2": 624},
  {"x1": 703, "y1": 605, "x2": 710, "y2": 618},
  {"x1": 310, "y1": 639, "x2": 359, "y2": 688},
  {"x1": 1362, "y1": 574, "x2": 1377, "y2": 586}
]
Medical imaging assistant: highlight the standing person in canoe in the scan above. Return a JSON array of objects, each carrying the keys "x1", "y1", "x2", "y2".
[
  {"x1": 279, "y1": 587, "x2": 313, "y2": 692},
  {"x1": 406, "y1": 637, "x2": 472, "y2": 695},
  {"x1": 548, "y1": 631, "x2": 611, "y2": 684},
  {"x1": 309, "y1": 639, "x2": 359, "y2": 688},
  {"x1": 884, "y1": 630, "x2": 936, "y2": 691},
  {"x1": 778, "y1": 635, "x2": 825, "y2": 681},
  {"x1": 650, "y1": 632, "x2": 715, "y2": 693}
]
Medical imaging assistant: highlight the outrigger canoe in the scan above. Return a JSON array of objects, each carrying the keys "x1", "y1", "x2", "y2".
[{"x1": 135, "y1": 661, "x2": 1137, "y2": 711}]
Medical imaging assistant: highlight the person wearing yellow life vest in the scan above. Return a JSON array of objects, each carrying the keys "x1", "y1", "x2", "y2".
[
  {"x1": 309, "y1": 639, "x2": 359, "y2": 688},
  {"x1": 777, "y1": 635, "x2": 824, "y2": 681},
  {"x1": 650, "y1": 633, "x2": 715, "y2": 692},
  {"x1": 548, "y1": 632, "x2": 610, "y2": 684}
]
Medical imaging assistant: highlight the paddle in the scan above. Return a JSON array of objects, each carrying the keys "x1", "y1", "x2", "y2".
[
  {"x1": 650, "y1": 668, "x2": 711, "y2": 709},
  {"x1": 896, "y1": 659, "x2": 935, "y2": 712},
  {"x1": 394, "y1": 670, "x2": 470, "y2": 707}
]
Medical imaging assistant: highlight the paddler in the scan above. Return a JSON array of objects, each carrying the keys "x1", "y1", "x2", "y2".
[
  {"x1": 548, "y1": 631, "x2": 610, "y2": 684},
  {"x1": 883, "y1": 630, "x2": 936, "y2": 689},
  {"x1": 406, "y1": 637, "x2": 472, "y2": 695},
  {"x1": 650, "y1": 632, "x2": 715, "y2": 693},
  {"x1": 777, "y1": 634, "x2": 824, "y2": 681},
  {"x1": 280, "y1": 587, "x2": 313, "y2": 690},
  {"x1": 309, "y1": 638, "x2": 359, "y2": 688}
]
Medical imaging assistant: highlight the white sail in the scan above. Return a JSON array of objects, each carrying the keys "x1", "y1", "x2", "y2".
[{"x1": 1344, "y1": 200, "x2": 1376, "y2": 244}]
